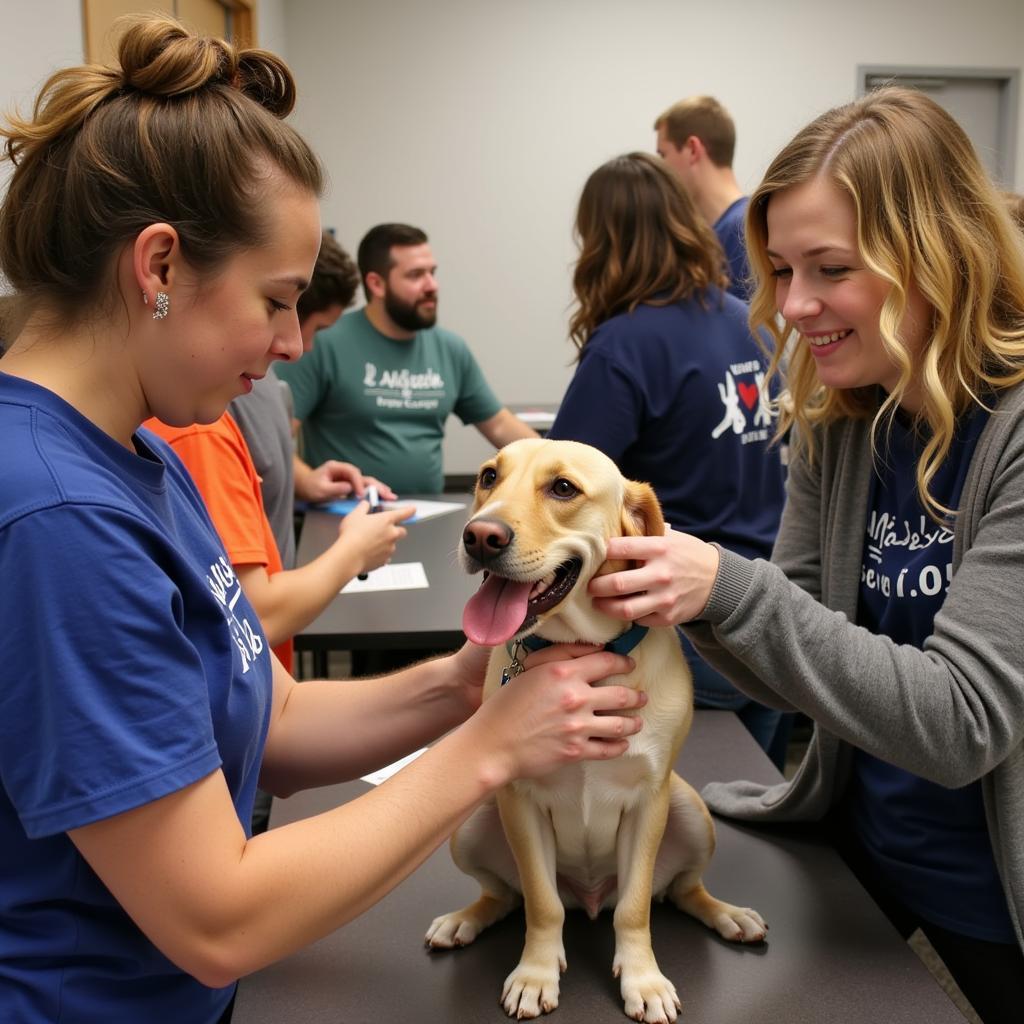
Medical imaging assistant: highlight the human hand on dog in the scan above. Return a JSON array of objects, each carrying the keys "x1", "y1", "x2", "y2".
[
  {"x1": 589, "y1": 527, "x2": 720, "y2": 627},
  {"x1": 446, "y1": 643, "x2": 613, "y2": 721},
  {"x1": 335, "y1": 501, "x2": 413, "y2": 576},
  {"x1": 466, "y1": 649, "x2": 646, "y2": 787}
]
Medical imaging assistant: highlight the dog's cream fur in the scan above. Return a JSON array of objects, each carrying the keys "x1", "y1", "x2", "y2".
[{"x1": 426, "y1": 439, "x2": 766, "y2": 1023}]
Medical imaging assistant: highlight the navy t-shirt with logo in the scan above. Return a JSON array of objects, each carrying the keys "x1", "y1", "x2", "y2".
[
  {"x1": 851, "y1": 404, "x2": 1015, "y2": 942},
  {"x1": 548, "y1": 292, "x2": 785, "y2": 562}
]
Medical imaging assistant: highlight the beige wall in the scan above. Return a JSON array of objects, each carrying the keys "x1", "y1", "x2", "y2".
[
  {"x1": 281, "y1": 0, "x2": 1024, "y2": 469},
  {"x1": 2, "y1": 1, "x2": 1023, "y2": 468}
]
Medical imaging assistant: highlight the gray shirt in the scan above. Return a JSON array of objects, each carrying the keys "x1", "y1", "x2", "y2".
[
  {"x1": 229, "y1": 367, "x2": 296, "y2": 570},
  {"x1": 685, "y1": 384, "x2": 1024, "y2": 951}
]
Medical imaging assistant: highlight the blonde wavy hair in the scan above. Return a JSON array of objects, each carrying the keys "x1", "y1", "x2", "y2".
[
  {"x1": 747, "y1": 87, "x2": 1024, "y2": 518},
  {"x1": 570, "y1": 152, "x2": 727, "y2": 353},
  {"x1": 0, "y1": 13, "x2": 322, "y2": 325}
]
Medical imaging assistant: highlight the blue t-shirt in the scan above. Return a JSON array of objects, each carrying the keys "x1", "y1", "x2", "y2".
[
  {"x1": 0, "y1": 373, "x2": 274, "y2": 1022},
  {"x1": 851, "y1": 405, "x2": 1015, "y2": 942},
  {"x1": 713, "y1": 197, "x2": 751, "y2": 302},
  {"x1": 548, "y1": 293, "x2": 785, "y2": 562}
]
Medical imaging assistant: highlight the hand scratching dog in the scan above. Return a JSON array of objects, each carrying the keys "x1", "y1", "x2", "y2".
[{"x1": 425, "y1": 439, "x2": 766, "y2": 1023}]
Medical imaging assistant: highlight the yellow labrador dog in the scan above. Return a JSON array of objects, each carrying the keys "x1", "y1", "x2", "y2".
[{"x1": 426, "y1": 439, "x2": 766, "y2": 1023}]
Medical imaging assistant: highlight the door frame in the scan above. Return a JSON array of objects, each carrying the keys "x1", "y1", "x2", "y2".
[{"x1": 857, "y1": 64, "x2": 1019, "y2": 185}]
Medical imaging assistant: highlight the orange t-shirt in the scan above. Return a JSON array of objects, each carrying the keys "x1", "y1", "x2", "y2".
[{"x1": 144, "y1": 413, "x2": 293, "y2": 674}]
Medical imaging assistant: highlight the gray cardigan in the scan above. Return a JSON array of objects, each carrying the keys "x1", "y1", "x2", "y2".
[{"x1": 685, "y1": 384, "x2": 1024, "y2": 950}]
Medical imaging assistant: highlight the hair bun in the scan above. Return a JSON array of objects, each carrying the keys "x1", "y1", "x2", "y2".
[
  {"x1": 116, "y1": 14, "x2": 236, "y2": 97},
  {"x1": 114, "y1": 14, "x2": 294, "y2": 116},
  {"x1": 235, "y1": 52, "x2": 296, "y2": 118}
]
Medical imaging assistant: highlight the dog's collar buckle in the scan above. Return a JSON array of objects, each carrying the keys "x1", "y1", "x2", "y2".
[{"x1": 500, "y1": 639, "x2": 527, "y2": 686}]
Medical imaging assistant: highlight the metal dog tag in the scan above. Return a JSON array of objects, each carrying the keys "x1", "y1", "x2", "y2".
[{"x1": 500, "y1": 640, "x2": 526, "y2": 686}]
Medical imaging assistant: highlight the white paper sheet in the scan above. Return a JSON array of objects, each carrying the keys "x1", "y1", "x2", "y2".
[
  {"x1": 360, "y1": 747, "x2": 428, "y2": 785},
  {"x1": 318, "y1": 498, "x2": 465, "y2": 524},
  {"x1": 516, "y1": 410, "x2": 557, "y2": 425},
  {"x1": 339, "y1": 562, "x2": 429, "y2": 594},
  {"x1": 385, "y1": 498, "x2": 466, "y2": 522}
]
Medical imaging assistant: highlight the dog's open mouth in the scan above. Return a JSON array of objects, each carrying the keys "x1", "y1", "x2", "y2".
[{"x1": 462, "y1": 559, "x2": 582, "y2": 647}]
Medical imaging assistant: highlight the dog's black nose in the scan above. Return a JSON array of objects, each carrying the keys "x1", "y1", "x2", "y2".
[{"x1": 463, "y1": 518, "x2": 513, "y2": 564}]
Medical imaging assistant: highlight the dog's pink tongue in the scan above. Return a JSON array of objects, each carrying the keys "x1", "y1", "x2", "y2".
[{"x1": 462, "y1": 574, "x2": 532, "y2": 646}]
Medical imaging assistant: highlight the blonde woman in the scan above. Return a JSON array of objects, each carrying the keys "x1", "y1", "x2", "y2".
[
  {"x1": 0, "y1": 16, "x2": 645, "y2": 1022},
  {"x1": 590, "y1": 89, "x2": 1024, "y2": 1022}
]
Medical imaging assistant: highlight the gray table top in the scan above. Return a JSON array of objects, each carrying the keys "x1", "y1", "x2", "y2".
[
  {"x1": 233, "y1": 710, "x2": 964, "y2": 1023},
  {"x1": 294, "y1": 497, "x2": 478, "y2": 651}
]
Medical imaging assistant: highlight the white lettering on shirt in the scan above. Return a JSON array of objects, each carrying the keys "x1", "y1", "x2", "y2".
[{"x1": 205, "y1": 555, "x2": 265, "y2": 673}]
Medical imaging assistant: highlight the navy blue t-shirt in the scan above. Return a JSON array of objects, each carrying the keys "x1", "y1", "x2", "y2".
[
  {"x1": 0, "y1": 372, "x2": 275, "y2": 1021},
  {"x1": 714, "y1": 197, "x2": 751, "y2": 302},
  {"x1": 549, "y1": 293, "x2": 785, "y2": 561},
  {"x1": 851, "y1": 405, "x2": 1015, "y2": 942}
]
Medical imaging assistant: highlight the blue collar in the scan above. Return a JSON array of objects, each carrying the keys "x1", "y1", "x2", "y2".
[{"x1": 509, "y1": 622, "x2": 649, "y2": 658}]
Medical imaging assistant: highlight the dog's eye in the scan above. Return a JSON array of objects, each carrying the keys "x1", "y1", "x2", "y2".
[
  {"x1": 479, "y1": 467, "x2": 497, "y2": 489},
  {"x1": 551, "y1": 478, "x2": 578, "y2": 500}
]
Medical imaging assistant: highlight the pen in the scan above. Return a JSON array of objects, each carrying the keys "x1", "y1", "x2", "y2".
[{"x1": 357, "y1": 486, "x2": 383, "y2": 580}]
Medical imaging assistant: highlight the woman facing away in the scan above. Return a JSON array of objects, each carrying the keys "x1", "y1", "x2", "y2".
[
  {"x1": 547, "y1": 152, "x2": 789, "y2": 766},
  {"x1": 589, "y1": 88, "x2": 1024, "y2": 1023},
  {"x1": 0, "y1": 16, "x2": 646, "y2": 1023}
]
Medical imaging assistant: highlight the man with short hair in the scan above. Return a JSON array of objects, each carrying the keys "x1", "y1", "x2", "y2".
[
  {"x1": 277, "y1": 223, "x2": 538, "y2": 495},
  {"x1": 654, "y1": 96, "x2": 751, "y2": 300}
]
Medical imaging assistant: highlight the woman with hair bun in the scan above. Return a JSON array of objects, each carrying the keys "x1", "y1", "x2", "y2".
[
  {"x1": 0, "y1": 16, "x2": 646, "y2": 1022},
  {"x1": 591, "y1": 88, "x2": 1024, "y2": 1021},
  {"x1": 548, "y1": 152, "x2": 788, "y2": 765}
]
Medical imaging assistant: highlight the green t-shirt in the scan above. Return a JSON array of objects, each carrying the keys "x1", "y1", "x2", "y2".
[{"x1": 276, "y1": 309, "x2": 502, "y2": 494}]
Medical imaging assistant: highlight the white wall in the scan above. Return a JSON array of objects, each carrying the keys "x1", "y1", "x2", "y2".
[
  {"x1": 0, "y1": 0, "x2": 82, "y2": 251},
  {"x1": 282, "y1": 0, "x2": 1024, "y2": 471},
  {"x1": 255, "y1": 0, "x2": 288, "y2": 61},
  {"x1": 3, "y1": 0, "x2": 1024, "y2": 467},
  {"x1": 0, "y1": 1, "x2": 82, "y2": 130}
]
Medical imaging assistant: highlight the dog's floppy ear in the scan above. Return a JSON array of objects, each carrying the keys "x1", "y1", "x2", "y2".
[{"x1": 620, "y1": 480, "x2": 665, "y2": 538}]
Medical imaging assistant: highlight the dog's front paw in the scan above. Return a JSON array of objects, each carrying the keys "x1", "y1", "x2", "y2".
[
  {"x1": 501, "y1": 953, "x2": 566, "y2": 1019},
  {"x1": 425, "y1": 910, "x2": 484, "y2": 949},
  {"x1": 614, "y1": 952, "x2": 681, "y2": 1023}
]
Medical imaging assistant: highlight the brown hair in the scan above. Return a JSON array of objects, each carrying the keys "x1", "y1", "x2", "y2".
[
  {"x1": 297, "y1": 231, "x2": 360, "y2": 321},
  {"x1": 0, "y1": 293, "x2": 25, "y2": 346},
  {"x1": 569, "y1": 152, "x2": 727, "y2": 353},
  {"x1": 654, "y1": 96, "x2": 736, "y2": 167},
  {"x1": 746, "y1": 87, "x2": 1024, "y2": 518},
  {"x1": 356, "y1": 223, "x2": 429, "y2": 301},
  {"x1": 0, "y1": 13, "x2": 323, "y2": 325}
]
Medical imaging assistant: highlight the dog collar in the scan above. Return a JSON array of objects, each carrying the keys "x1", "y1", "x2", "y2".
[
  {"x1": 513, "y1": 622, "x2": 649, "y2": 658},
  {"x1": 500, "y1": 623, "x2": 650, "y2": 685},
  {"x1": 500, "y1": 623, "x2": 648, "y2": 686}
]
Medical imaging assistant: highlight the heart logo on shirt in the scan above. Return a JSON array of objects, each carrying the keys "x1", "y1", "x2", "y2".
[{"x1": 737, "y1": 381, "x2": 759, "y2": 410}]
